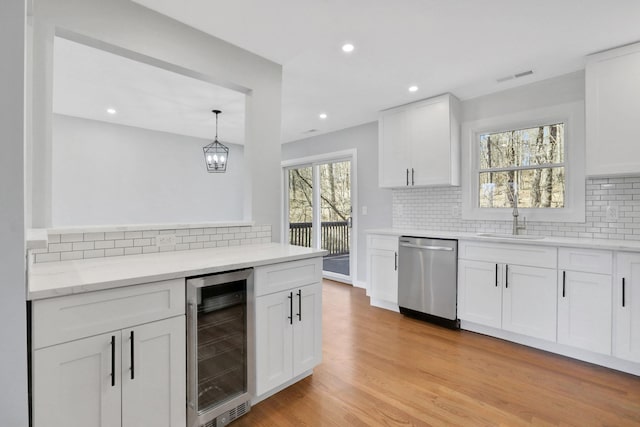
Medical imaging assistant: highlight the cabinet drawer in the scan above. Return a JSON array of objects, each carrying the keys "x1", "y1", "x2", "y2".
[
  {"x1": 255, "y1": 258, "x2": 322, "y2": 297},
  {"x1": 32, "y1": 279, "x2": 185, "y2": 349},
  {"x1": 367, "y1": 234, "x2": 398, "y2": 251},
  {"x1": 558, "y1": 247, "x2": 612, "y2": 274},
  {"x1": 459, "y1": 240, "x2": 557, "y2": 269}
]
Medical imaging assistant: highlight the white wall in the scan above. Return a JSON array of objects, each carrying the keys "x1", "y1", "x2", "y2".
[
  {"x1": 52, "y1": 114, "x2": 246, "y2": 226},
  {"x1": 30, "y1": 0, "x2": 282, "y2": 239},
  {"x1": 282, "y1": 122, "x2": 392, "y2": 285},
  {"x1": 0, "y1": 0, "x2": 28, "y2": 425}
]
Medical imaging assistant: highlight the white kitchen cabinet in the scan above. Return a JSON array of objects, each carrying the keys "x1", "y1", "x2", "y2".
[
  {"x1": 614, "y1": 252, "x2": 640, "y2": 362},
  {"x1": 502, "y1": 264, "x2": 557, "y2": 341},
  {"x1": 33, "y1": 331, "x2": 122, "y2": 427},
  {"x1": 254, "y1": 259, "x2": 323, "y2": 397},
  {"x1": 458, "y1": 259, "x2": 501, "y2": 328},
  {"x1": 586, "y1": 41, "x2": 640, "y2": 176},
  {"x1": 255, "y1": 282, "x2": 322, "y2": 396},
  {"x1": 459, "y1": 258, "x2": 556, "y2": 341},
  {"x1": 367, "y1": 234, "x2": 398, "y2": 309},
  {"x1": 378, "y1": 93, "x2": 460, "y2": 188},
  {"x1": 557, "y1": 248, "x2": 613, "y2": 355},
  {"x1": 31, "y1": 279, "x2": 186, "y2": 427},
  {"x1": 458, "y1": 241, "x2": 557, "y2": 342}
]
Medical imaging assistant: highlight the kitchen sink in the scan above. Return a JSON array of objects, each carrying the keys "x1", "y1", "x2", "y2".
[{"x1": 476, "y1": 233, "x2": 545, "y2": 240}]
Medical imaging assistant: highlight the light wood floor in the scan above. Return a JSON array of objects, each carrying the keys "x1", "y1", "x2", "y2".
[{"x1": 235, "y1": 280, "x2": 640, "y2": 426}]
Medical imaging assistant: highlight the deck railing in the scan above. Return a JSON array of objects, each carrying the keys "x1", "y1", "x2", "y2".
[{"x1": 289, "y1": 221, "x2": 350, "y2": 256}]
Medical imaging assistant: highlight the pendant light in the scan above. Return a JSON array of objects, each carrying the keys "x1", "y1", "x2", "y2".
[{"x1": 203, "y1": 109, "x2": 229, "y2": 173}]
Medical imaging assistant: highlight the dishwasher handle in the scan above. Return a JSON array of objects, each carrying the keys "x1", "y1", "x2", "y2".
[{"x1": 399, "y1": 242, "x2": 454, "y2": 251}]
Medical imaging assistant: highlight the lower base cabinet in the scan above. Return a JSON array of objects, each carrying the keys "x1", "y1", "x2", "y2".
[
  {"x1": 367, "y1": 234, "x2": 398, "y2": 307},
  {"x1": 615, "y1": 252, "x2": 640, "y2": 362},
  {"x1": 558, "y1": 271, "x2": 612, "y2": 355},
  {"x1": 33, "y1": 316, "x2": 186, "y2": 427},
  {"x1": 255, "y1": 282, "x2": 322, "y2": 396}
]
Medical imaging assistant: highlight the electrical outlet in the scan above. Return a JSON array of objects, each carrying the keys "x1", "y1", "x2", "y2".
[
  {"x1": 362, "y1": 206, "x2": 368, "y2": 215},
  {"x1": 605, "y1": 205, "x2": 618, "y2": 222},
  {"x1": 451, "y1": 204, "x2": 461, "y2": 218},
  {"x1": 156, "y1": 233, "x2": 177, "y2": 247}
]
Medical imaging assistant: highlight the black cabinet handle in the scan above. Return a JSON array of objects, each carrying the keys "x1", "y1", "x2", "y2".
[
  {"x1": 562, "y1": 271, "x2": 566, "y2": 298},
  {"x1": 622, "y1": 278, "x2": 626, "y2": 307},
  {"x1": 505, "y1": 265, "x2": 509, "y2": 289},
  {"x1": 130, "y1": 331, "x2": 135, "y2": 380},
  {"x1": 406, "y1": 169, "x2": 409, "y2": 186},
  {"x1": 394, "y1": 252, "x2": 398, "y2": 271},
  {"x1": 288, "y1": 292, "x2": 293, "y2": 325},
  {"x1": 411, "y1": 168, "x2": 415, "y2": 186},
  {"x1": 110, "y1": 335, "x2": 116, "y2": 387},
  {"x1": 297, "y1": 289, "x2": 302, "y2": 321},
  {"x1": 495, "y1": 264, "x2": 498, "y2": 287}
]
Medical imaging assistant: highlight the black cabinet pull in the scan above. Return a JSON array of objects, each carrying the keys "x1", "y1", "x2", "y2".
[
  {"x1": 297, "y1": 289, "x2": 302, "y2": 321},
  {"x1": 622, "y1": 278, "x2": 626, "y2": 307},
  {"x1": 495, "y1": 264, "x2": 498, "y2": 287},
  {"x1": 505, "y1": 265, "x2": 509, "y2": 288},
  {"x1": 411, "y1": 168, "x2": 415, "y2": 186},
  {"x1": 406, "y1": 169, "x2": 409, "y2": 186},
  {"x1": 110, "y1": 335, "x2": 116, "y2": 387},
  {"x1": 562, "y1": 271, "x2": 566, "y2": 298},
  {"x1": 394, "y1": 252, "x2": 398, "y2": 271},
  {"x1": 130, "y1": 331, "x2": 135, "y2": 380},
  {"x1": 288, "y1": 292, "x2": 293, "y2": 325}
]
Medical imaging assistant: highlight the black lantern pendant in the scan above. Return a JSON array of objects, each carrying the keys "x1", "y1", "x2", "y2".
[{"x1": 203, "y1": 109, "x2": 229, "y2": 173}]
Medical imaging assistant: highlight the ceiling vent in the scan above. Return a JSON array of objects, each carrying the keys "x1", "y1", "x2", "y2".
[
  {"x1": 496, "y1": 69, "x2": 534, "y2": 83},
  {"x1": 304, "y1": 129, "x2": 318, "y2": 134}
]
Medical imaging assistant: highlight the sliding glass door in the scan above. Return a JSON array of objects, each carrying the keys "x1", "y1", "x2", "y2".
[{"x1": 285, "y1": 156, "x2": 354, "y2": 283}]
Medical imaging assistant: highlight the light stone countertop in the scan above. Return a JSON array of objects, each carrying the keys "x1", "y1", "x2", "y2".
[
  {"x1": 366, "y1": 228, "x2": 640, "y2": 252},
  {"x1": 28, "y1": 243, "x2": 327, "y2": 300}
]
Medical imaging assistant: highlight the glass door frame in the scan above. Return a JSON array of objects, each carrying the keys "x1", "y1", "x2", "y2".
[{"x1": 281, "y1": 149, "x2": 357, "y2": 284}]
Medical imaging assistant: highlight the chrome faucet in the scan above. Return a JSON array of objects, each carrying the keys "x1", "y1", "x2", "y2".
[{"x1": 512, "y1": 193, "x2": 527, "y2": 235}]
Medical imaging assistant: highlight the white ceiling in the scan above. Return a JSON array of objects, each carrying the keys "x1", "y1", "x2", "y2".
[
  {"x1": 58, "y1": 1, "x2": 640, "y2": 145},
  {"x1": 130, "y1": 0, "x2": 640, "y2": 143},
  {"x1": 53, "y1": 37, "x2": 246, "y2": 144}
]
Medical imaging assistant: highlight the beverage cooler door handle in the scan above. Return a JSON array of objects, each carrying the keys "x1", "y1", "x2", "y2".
[
  {"x1": 187, "y1": 302, "x2": 198, "y2": 410},
  {"x1": 288, "y1": 292, "x2": 293, "y2": 325},
  {"x1": 297, "y1": 289, "x2": 302, "y2": 321}
]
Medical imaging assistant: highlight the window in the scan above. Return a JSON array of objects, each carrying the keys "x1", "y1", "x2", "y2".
[
  {"x1": 479, "y1": 123, "x2": 565, "y2": 209},
  {"x1": 461, "y1": 101, "x2": 585, "y2": 223}
]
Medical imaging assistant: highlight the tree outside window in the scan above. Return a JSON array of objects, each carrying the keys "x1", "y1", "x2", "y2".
[{"x1": 479, "y1": 123, "x2": 565, "y2": 209}]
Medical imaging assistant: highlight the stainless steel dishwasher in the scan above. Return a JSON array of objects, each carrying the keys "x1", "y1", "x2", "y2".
[{"x1": 397, "y1": 236, "x2": 459, "y2": 329}]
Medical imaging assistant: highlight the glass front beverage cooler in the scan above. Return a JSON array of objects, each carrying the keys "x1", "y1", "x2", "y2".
[{"x1": 186, "y1": 269, "x2": 254, "y2": 427}]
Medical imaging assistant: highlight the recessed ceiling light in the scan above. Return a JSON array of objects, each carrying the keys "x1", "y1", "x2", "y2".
[
  {"x1": 319, "y1": 113, "x2": 328, "y2": 120},
  {"x1": 106, "y1": 108, "x2": 117, "y2": 115},
  {"x1": 408, "y1": 85, "x2": 419, "y2": 93},
  {"x1": 341, "y1": 43, "x2": 355, "y2": 53}
]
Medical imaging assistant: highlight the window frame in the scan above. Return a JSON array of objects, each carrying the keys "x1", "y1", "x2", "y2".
[{"x1": 461, "y1": 101, "x2": 585, "y2": 223}]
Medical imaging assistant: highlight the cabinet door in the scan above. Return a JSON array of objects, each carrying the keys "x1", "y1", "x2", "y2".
[
  {"x1": 614, "y1": 253, "x2": 640, "y2": 362},
  {"x1": 379, "y1": 108, "x2": 411, "y2": 188},
  {"x1": 255, "y1": 291, "x2": 294, "y2": 396},
  {"x1": 502, "y1": 265, "x2": 557, "y2": 341},
  {"x1": 369, "y1": 248, "x2": 398, "y2": 304},
  {"x1": 458, "y1": 260, "x2": 502, "y2": 328},
  {"x1": 122, "y1": 316, "x2": 186, "y2": 427},
  {"x1": 32, "y1": 332, "x2": 122, "y2": 427},
  {"x1": 586, "y1": 43, "x2": 640, "y2": 176},
  {"x1": 558, "y1": 271, "x2": 612, "y2": 354},
  {"x1": 410, "y1": 98, "x2": 450, "y2": 186},
  {"x1": 293, "y1": 283, "x2": 323, "y2": 377}
]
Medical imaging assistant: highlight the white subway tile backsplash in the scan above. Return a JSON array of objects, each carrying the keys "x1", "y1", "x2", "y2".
[
  {"x1": 60, "y1": 233, "x2": 84, "y2": 243},
  {"x1": 392, "y1": 176, "x2": 640, "y2": 241},
  {"x1": 124, "y1": 247, "x2": 142, "y2": 256},
  {"x1": 32, "y1": 224, "x2": 273, "y2": 263}
]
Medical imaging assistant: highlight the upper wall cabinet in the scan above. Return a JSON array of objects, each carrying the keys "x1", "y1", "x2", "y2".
[
  {"x1": 586, "y1": 42, "x2": 640, "y2": 176},
  {"x1": 378, "y1": 93, "x2": 461, "y2": 188}
]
